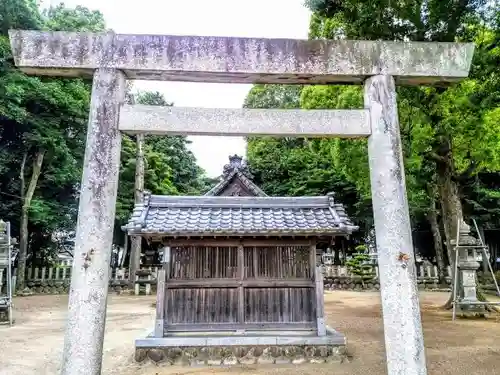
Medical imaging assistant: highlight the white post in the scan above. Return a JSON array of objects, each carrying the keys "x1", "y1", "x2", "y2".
[
  {"x1": 314, "y1": 266, "x2": 326, "y2": 336},
  {"x1": 145, "y1": 274, "x2": 152, "y2": 295},
  {"x1": 7, "y1": 222, "x2": 12, "y2": 326},
  {"x1": 365, "y1": 75, "x2": 427, "y2": 375},
  {"x1": 161, "y1": 246, "x2": 171, "y2": 337},
  {"x1": 154, "y1": 269, "x2": 166, "y2": 337},
  {"x1": 60, "y1": 68, "x2": 126, "y2": 375},
  {"x1": 134, "y1": 273, "x2": 140, "y2": 296}
]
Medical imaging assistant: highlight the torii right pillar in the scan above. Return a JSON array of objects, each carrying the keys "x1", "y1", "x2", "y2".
[{"x1": 365, "y1": 75, "x2": 426, "y2": 375}]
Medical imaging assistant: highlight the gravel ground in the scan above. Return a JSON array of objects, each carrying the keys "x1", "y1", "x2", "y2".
[{"x1": 1, "y1": 291, "x2": 499, "y2": 375}]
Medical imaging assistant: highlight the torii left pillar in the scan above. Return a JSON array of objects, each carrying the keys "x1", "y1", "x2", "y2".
[{"x1": 60, "y1": 68, "x2": 126, "y2": 375}]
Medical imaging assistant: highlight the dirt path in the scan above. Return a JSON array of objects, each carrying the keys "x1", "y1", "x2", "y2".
[
  {"x1": 0, "y1": 294, "x2": 155, "y2": 375},
  {"x1": 1, "y1": 291, "x2": 499, "y2": 375}
]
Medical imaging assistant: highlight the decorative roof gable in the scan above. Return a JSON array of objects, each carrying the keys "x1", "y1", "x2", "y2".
[{"x1": 204, "y1": 155, "x2": 267, "y2": 197}]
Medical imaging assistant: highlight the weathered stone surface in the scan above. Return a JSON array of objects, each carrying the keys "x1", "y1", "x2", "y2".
[
  {"x1": 135, "y1": 344, "x2": 347, "y2": 367},
  {"x1": 238, "y1": 356, "x2": 257, "y2": 365},
  {"x1": 324, "y1": 276, "x2": 452, "y2": 291},
  {"x1": 119, "y1": 105, "x2": 371, "y2": 138},
  {"x1": 292, "y1": 356, "x2": 308, "y2": 365},
  {"x1": 257, "y1": 347, "x2": 275, "y2": 364},
  {"x1": 165, "y1": 347, "x2": 182, "y2": 363},
  {"x1": 0, "y1": 308, "x2": 8, "y2": 323},
  {"x1": 285, "y1": 346, "x2": 301, "y2": 358},
  {"x1": 239, "y1": 347, "x2": 258, "y2": 365},
  {"x1": 147, "y1": 348, "x2": 165, "y2": 363},
  {"x1": 326, "y1": 356, "x2": 343, "y2": 364},
  {"x1": 309, "y1": 357, "x2": 326, "y2": 364},
  {"x1": 222, "y1": 355, "x2": 239, "y2": 365},
  {"x1": 134, "y1": 349, "x2": 147, "y2": 362},
  {"x1": 365, "y1": 75, "x2": 427, "y2": 375},
  {"x1": 9, "y1": 30, "x2": 474, "y2": 85},
  {"x1": 334, "y1": 345, "x2": 347, "y2": 357},
  {"x1": 451, "y1": 221, "x2": 485, "y2": 315},
  {"x1": 15, "y1": 281, "x2": 138, "y2": 296},
  {"x1": 59, "y1": 68, "x2": 126, "y2": 375},
  {"x1": 173, "y1": 354, "x2": 191, "y2": 366},
  {"x1": 326, "y1": 346, "x2": 346, "y2": 364}
]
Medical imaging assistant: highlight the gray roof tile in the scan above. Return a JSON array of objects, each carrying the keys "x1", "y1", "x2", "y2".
[{"x1": 123, "y1": 193, "x2": 358, "y2": 236}]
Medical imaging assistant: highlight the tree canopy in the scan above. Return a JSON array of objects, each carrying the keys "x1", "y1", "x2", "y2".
[
  {"x1": 245, "y1": 1, "x2": 500, "y2": 276},
  {"x1": 0, "y1": 1, "x2": 209, "y2": 276},
  {"x1": 2, "y1": 0, "x2": 500, "y2": 289}
]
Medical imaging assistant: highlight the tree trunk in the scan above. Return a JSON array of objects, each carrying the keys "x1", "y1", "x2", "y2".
[
  {"x1": 436, "y1": 152, "x2": 463, "y2": 309},
  {"x1": 128, "y1": 134, "x2": 145, "y2": 288},
  {"x1": 434, "y1": 144, "x2": 490, "y2": 310},
  {"x1": 17, "y1": 150, "x2": 45, "y2": 291},
  {"x1": 427, "y1": 199, "x2": 446, "y2": 285}
]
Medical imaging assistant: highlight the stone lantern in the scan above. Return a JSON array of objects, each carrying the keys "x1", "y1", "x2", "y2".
[{"x1": 450, "y1": 220, "x2": 484, "y2": 316}]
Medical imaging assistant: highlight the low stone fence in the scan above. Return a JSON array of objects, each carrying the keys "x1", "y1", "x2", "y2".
[
  {"x1": 322, "y1": 264, "x2": 452, "y2": 279},
  {"x1": 321, "y1": 264, "x2": 453, "y2": 291},
  {"x1": 323, "y1": 276, "x2": 453, "y2": 291},
  {"x1": 8, "y1": 263, "x2": 497, "y2": 295},
  {"x1": 10, "y1": 266, "x2": 161, "y2": 296}
]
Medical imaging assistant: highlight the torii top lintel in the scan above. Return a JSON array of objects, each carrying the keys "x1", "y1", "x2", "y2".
[{"x1": 8, "y1": 30, "x2": 474, "y2": 85}]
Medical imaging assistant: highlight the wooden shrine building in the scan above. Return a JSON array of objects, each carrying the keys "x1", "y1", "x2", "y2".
[{"x1": 124, "y1": 155, "x2": 358, "y2": 364}]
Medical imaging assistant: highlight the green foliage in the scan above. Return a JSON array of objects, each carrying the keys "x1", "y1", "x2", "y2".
[
  {"x1": 305, "y1": 0, "x2": 490, "y2": 42},
  {"x1": 0, "y1": 0, "x2": 43, "y2": 34},
  {"x1": 43, "y1": 4, "x2": 106, "y2": 32},
  {"x1": 115, "y1": 134, "x2": 177, "y2": 226},
  {"x1": 114, "y1": 89, "x2": 209, "y2": 244},
  {"x1": 345, "y1": 245, "x2": 375, "y2": 284},
  {"x1": 0, "y1": 2, "x2": 208, "y2": 260},
  {"x1": 245, "y1": 1, "x2": 500, "y2": 263},
  {"x1": 306, "y1": 1, "x2": 500, "y2": 235},
  {"x1": 245, "y1": 85, "x2": 374, "y2": 239},
  {"x1": 0, "y1": 3, "x2": 103, "y2": 260},
  {"x1": 134, "y1": 90, "x2": 208, "y2": 195},
  {"x1": 135, "y1": 91, "x2": 173, "y2": 107},
  {"x1": 243, "y1": 84, "x2": 303, "y2": 109}
]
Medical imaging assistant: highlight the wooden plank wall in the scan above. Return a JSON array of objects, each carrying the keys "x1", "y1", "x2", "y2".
[
  {"x1": 167, "y1": 287, "x2": 238, "y2": 324},
  {"x1": 165, "y1": 244, "x2": 315, "y2": 330},
  {"x1": 169, "y1": 246, "x2": 239, "y2": 279},
  {"x1": 244, "y1": 287, "x2": 315, "y2": 323},
  {"x1": 251, "y1": 246, "x2": 311, "y2": 279}
]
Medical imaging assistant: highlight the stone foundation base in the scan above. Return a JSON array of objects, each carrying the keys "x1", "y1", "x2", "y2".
[
  {"x1": 135, "y1": 329, "x2": 347, "y2": 366},
  {"x1": 457, "y1": 307, "x2": 488, "y2": 318},
  {"x1": 135, "y1": 344, "x2": 347, "y2": 366},
  {"x1": 0, "y1": 305, "x2": 13, "y2": 325},
  {"x1": 0, "y1": 308, "x2": 8, "y2": 324}
]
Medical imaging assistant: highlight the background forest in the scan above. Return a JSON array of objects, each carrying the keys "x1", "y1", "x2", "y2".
[
  {"x1": 245, "y1": 0, "x2": 500, "y2": 284},
  {"x1": 0, "y1": 1, "x2": 216, "y2": 288},
  {"x1": 1, "y1": 0, "x2": 500, "y2": 288}
]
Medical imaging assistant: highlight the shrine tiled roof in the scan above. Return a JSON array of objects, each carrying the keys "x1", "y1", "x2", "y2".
[{"x1": 122, "y1": 193, "x2": 358, "y2": 237}]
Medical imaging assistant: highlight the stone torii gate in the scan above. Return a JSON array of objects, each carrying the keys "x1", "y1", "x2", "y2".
[{"x1": 8, "y1": 30, "x2": 473, "y2": 375}]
